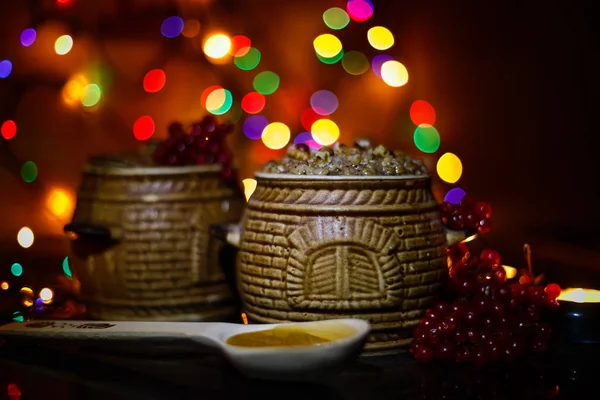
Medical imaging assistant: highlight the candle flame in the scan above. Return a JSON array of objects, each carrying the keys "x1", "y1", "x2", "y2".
[
  {"x1": 501, "y1": 265, "x2": 518, "y2": 280},
  {"x1": 557, "y1": 288, "x2": 600, "y2": 304}
]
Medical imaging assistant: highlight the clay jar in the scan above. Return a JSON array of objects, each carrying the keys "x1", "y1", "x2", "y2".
[
  {"x1": 223, "y1": 173, "x2": 464, "y2": 354},
  {"x1": 64, "y1": 163, "x2": 244, "y2": 321}
]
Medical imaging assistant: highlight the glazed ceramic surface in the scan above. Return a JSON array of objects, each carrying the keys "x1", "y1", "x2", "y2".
[
  {"x1": 67, "y1": 164, "x2": 244, "y2": 321},
  {"x1": 236, "y1": 173, "x2": 458, "y2": 353}
]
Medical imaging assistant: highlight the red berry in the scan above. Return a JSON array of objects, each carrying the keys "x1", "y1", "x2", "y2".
[
  {"x1": 531, "y1": 337, "x2": 549, "y2": 353},
  {"x1": 535, "y1": 322, "x2": 552, "y2": 338},
  {"x1": 526, "y1": 303, "x2": 541, "y2": 321},
  {"x1": 466, "y1": 328, "x2": 480, "y2": 343},
  {"x1": 425, "y1": 309, "x2": 439, "y2": 321},
  {"x1": 433, "y1": 301, "x2": 449, "y2": 315},
  {"x1": 438, "y1": 319, "x2": 457, "y2": 337},
  {"x1": 545, "y1": 283, "x2": 562, "y2": 299},
  {"x1": 491, "y1": 301, "x2": 505, "y2": 319},
  {"x1": 478, "y1": 218, "x2": 492, "y2": 234},
  {"x1": 529, "y1": 286, "x2": 546, "y2": 305},
  {"x1": 454, "y1": 329, "x2": 468, "y2": 343},
  {"x1": 480, "y1": 249, "x2": 501, "y2": 265},
  {"x1": 470, "y1": 346, "x2": 489, "y2": 367},
  {"x1": 447, "y1": 213, "x2": 465, "y2": 230},
  {"x1": 456, "y1": 278, "x2": 476, "y2": 295},
  {"x1": 409, "y1": 341, "x2": 420, "y2": 354},
  {"x1": 545, "y1": 298, "x2": 560, "y2": 310},
  {"x1": 474, "y1": 202, "x2": 492, "y2": 219},
  {"x1": 450, "y1": 301, "x2": 467, "y2": 318},
  {"x1": 464, "y1": 213, "x2": 479, "y2": 229},
  {"x1": 455, "y1": 346, "x2": 470, "y2": 363},
  {"x1": 459, "y1": 195, "x2": 476, "y2": 212},
  {"x1": 473, "y1": 295, "x2": 493, "y2": 316},
  {"x1": 414, "y1": 345, "x2": 434, "y2": 363},
  {"x1": 510, "y1": 284, "x2": 529, "y2": 302},
  {"x1": 439, "y1": 202, "x2": 455, "y2": 219},
  {"x1": 482, "y1": 316, "x2": 494, "y2": 330},
  {"x1": 435, "y1": 342, "x2": 456, "y2": 361},
  {"x1": 493, "y1": 286, "x2": 511, "y2": 301}
]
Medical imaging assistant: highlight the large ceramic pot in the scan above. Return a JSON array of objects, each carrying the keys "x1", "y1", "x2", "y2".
[
  {"x1": 218, "y1": 173, "x2": 464, "y2": 354},
  {"x1": 64, "y1": 163, "x2": 244, "y2": 321}
]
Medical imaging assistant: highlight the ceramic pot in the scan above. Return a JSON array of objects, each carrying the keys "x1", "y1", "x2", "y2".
[
  {"x1": 64, "y1": 163, "x2": 244, "y2": 321},
  {"x1": 214, "y1": 173, "x2": 465, "y2": 354}
]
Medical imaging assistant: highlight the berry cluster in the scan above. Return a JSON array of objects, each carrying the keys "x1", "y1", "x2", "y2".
[
  {"x1": 439, "y1": 197, "x2": 492, "y2": 233},
  {"x1": 411, "y1": 243, "x2": 562, "y2": 366},
  {"x1": 152, "y1": 116, "x2": 235, "y2": 180}
]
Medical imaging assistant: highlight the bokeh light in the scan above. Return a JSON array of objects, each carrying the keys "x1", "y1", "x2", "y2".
[
  {"x1": 323, "y1": 7, "x2": 350, "y2": 30},
  {"x1": 40, "y1": 288, "x2": 54, "y2": 303},
  {"x1": 253, "y1": 71, "x2": 280, "y2": 95},
  {"x1": 143, "y1": 69, "x2": 166, "y2": 93},
  {"x1": 205, "y1": 88, "x2": 233, "y2": 115},
  {"x1": 0, "y1": 281, "x2": 8, "y2": 290},
  {"x1": 47, "y1": 188, "x2": 73, "y2": 218},
  {"x1": 317, "y1": 50, "x2": 344, "y2": 65},
  {"x1": 182, "y1": 20, "x2": 201, "y2": 38},
  {"x1": 11, "y1": 263, "x2": 23, "y2": 277},
  {"x1": 301, "y1": 108, "x2": 328, "y2": 131},
  {"x1": 445, "y1": 187, "x2": 467, "y2": 204},
  {"x1": 63, "y1": 256, "x2": 72, "y2": 278},
  {"x1": 410, "y1": 100, "x2": 436, "y2": 125},
  {"x1": 234, "y1": 47, "x2": 261, "y2": 70},
  {"x1": 20, "y1": 28, "x2": 37, "y2": 47},
  {"x1": 230, "y1": 35, "x2": 251, "y2": 56},
  {"x1": 21, "y1": 161, "x2": 38, "y2": 183},
  {"x1": 310, "y1": 90, "x2": 339, "y2": 115},
  {"x1": 54, "y1": 35, "x2": 73, "y2": 55},
  {"x1": 437, "y1": 153, "x2": 463, "y2": 183},
  {"x1": 12, "y1": 311, "x2": 24, "y2": 322},
  {"x1": 62, "y1": 74, "x2": 89, "y2": 106},
  {"x1": 342, "y1": 51, "x2": 369, "y2": 75},
  {"x1": 242, "y1": 92, "x2": 266, "y2": 114},
  {"x1": 313, "y1": 34, "x2": 343, "y2": 58},
  {"x1": 222, "y1": 101, "x2": 243, "y2": 124},
  {"x1": 201, "y1": 85, "x2": 223, "y2": 108},
  {"x1": 413, "y1": 124, "x2": 441, "y2": 153},
  {"x1": 1, "y1": 120, "x2": 17, "y2": 140},
  {"x1": 243, "y1": 115, "x2": 269, "y2": 140},
  {"x1": 294, "y1": 132, "x2": 321, "y2": 149},
  {"x1": 367, "y1": 26, "x2": 394, "y2": 50},
  {"x1": 242, "y1": 178, "x2": 258, "y2": 201},
  {"x1": 371, "y1": 54, "x2": 394, "y2": 78},
  {"x1": 261, "y1": 122, "x2": 291, "y2": 150},
  {"x1": 0, "y1": 60, "x2": 13, "y2": 78},
  {"x1": 17, "y1": 227, "x2": 34, "y2": 248},
  {"x1": 311, "y1": 119, "x2": 340, "y2": 146},
  {"x1": 346, "y1": 0, "x2": 374, "y2": 22},
  {"x1": 81, "y1": 84, "x2": 102, "y2": 107},
  {"x1": 203, "y1": 34, "x2": 231, "y2": 59},
  {"x1": 133, "y1": 116, "x2": 155, "y2": 140},
  {"x1": 381, "y1": 60, "x2": 409, "y2": 87},
  {"x1": 161, "y1": 16, "x2": 184, "y2": 38}
]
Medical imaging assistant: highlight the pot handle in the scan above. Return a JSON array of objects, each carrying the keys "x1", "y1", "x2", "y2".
[
  {"x1": 445, "y1": 228, "x2": 470, "y2": 247},
  {"x1": 64, "y1": 222, "x2": 123, "y2": 242},
  {"x1": 209, "y1": 223, "x2": 241, "y2": 248}
]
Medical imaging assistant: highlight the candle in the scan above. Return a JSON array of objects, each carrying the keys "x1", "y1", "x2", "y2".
[
  {"x1": 501, "y1": 265, "x2": 518, "y2": 280},
  {"x1": 557, "y1": 288, "x2": 600, "y2": 304},
  {"x1": 547, "y1": 287, "x2": 600, "y2": 345}
]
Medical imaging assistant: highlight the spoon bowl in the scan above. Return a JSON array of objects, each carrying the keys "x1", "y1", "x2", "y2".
[{"x1": 0, "y1": 318, "x2": 370, "y2": 381}]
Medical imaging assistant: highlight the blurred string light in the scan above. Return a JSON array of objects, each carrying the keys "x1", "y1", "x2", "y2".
[
  {"x1": 161, "y1": 16, "x2": 184, "y2": 38},
  {"x1": 133, "y1": 116, "x2": 155, "y2": 140},
  {"x1": 243, "y1": 115, "x2": 268, "y2": 140},
  {"x1": 204, "y1": 34, "x2": 231, "y2": 59},
  {"x1": 367, "y1": 26, "x2": 394, "y2": 50},
  {"x1": 54, "y1": 35, "x2": 73, "y2": 55},
  {"x1": 40, "y1": 288, "x2": 54, "y2": 304},
  {"x1": 201, "y1": 85, "x2": 222, "y2": 108},
  {"x1": 313, "y1": 34, "x2": 343, "y2": 58},
  {"x1": 20, "y1": 28, "x2": 37, "y2": 47},
  {"x1": 20, "y1": 287, "x2": 33, "y2": 296},
  {"x1": 0, "y1": 281, "x2": 8, "y2": 290},
  {"x1": 205, "y1": 88, "x2": 233, "y2": 115},
  {"x1": 62, "y1": 74, "x2": 89, "y2": 106},
  {"x1": 342, "y1": 51, "x2": 369, "y2": 75},
  {"x1": 445, "y1": 187, "x2": 467, "y2": 204},
  {"x1": 63, "y1": 256, "x2": 72, "y2": 278},
  {"x1": 143, "y1": 69, "x2": 166, "y2": 93},
  {"x1": 323, "y1": 7, "x2": 350, "y2": 30},
  {"x1": 413, "y1": 124, "x2": 440, "y2": 153},
  {"x1": 1, "y1": 120, "x2": 17, "y2": 140},
  {"x1": 371, "y1": 54, "x2": 393, "y2": 78},
  {"x1": 346, "y1": 0, "x2": 374, "y2": 22},
  {"x1": 0, "y1": 59, "x2": 12, "y2": 78},
  {"x1": 301, "y1": 108, "x2": 328, "y2": 131},
  {"x1": 311, "y1": 119, "x2": 340, "y2": 146},
  {"x1": 381, "y1": 60, "x2": 408, "y2": 87},
  {"x1": 47, "y1": 188, "x2": 73, "y2": 218},
  {"x1": 17, "y1": 227, "x2": 34, "y2": 248},
  {"x1": 182, "y1": 20, "x2": 201, "y2": 38},
  {"x1": 261, "y1": 122, "x2": 291, "y2": 149},
  {"x1": 310, "y1": 90, "x2": 338, "y2": 115},
  {"x1": 294, "y1": 131, "x2": 321, "y2": 149},
  {"x1": 56, "y1": 0, "x2": 75, "y2": 7},
  {"x1": 242, "y1": 178, "x2": 258, "y2": 201},
  {"x1": 11, "y1": 263, "x2": 23, "y2": 277},
  {"x1": 241, "y1": 92, "x2": 266, "y2": 114},
  {"x1": 234, "y1": 47, "x2": 261, "y2": 70},
  {"x1": 436, "y1": 153, "x2": 463, "y2": 183},
  {"x1": 21, "y1": 161, "x2": 38, "y2": 183},
  {"x1": 230, "y1": 35, "x2": 251, "y2": 57},
  {"x1": 410, "y1": 100, "x2": 436, "y2": 125},
  {"x1": 12, "y1": 311, "x2": 24, "y2": 322},
  {"x1": 253, "y1": 71, "x2": 280, "y2": 95},
  {"x1": 81, "y1": 84, "x2": 102, "y2": 107},
  {"x1": 317, "y1": 50, "x2": 344, "y2": 65}
]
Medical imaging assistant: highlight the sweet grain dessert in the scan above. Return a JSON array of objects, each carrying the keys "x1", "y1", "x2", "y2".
[{"x1": 261, "y1": 139, "x2": 429, "y2": 176}]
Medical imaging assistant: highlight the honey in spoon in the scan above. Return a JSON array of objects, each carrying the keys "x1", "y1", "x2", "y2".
[{"x1": 226, "y1": 322, "x2": 356, "y2": 348}]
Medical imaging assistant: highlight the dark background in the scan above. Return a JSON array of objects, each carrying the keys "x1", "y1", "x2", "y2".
[{"x1": 0, "y1": 0, "x2": 599, "y2": 290}]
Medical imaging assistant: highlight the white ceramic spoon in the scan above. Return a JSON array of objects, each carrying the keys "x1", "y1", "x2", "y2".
[{"x1": 0, "y1": 318, "x2": 370, "y2": 380}]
